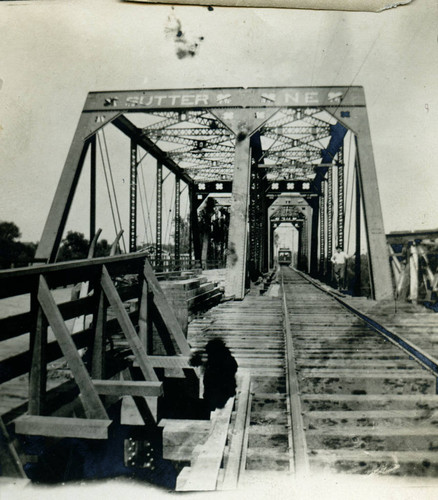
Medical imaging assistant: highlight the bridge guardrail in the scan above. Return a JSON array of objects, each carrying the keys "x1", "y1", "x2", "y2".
[{"x1": 0, "y1": 252, "x2": 194, "y2": 427}]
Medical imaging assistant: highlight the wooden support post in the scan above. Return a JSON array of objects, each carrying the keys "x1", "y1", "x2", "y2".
[
  {"x1": 110, "y1": 229, "x2": 123, "y2": 256},
  {"x1": 91, "y1": 282, "x2": 107, "y2": 380},
  {"x1": 29, "y1": 292, "x2": 47, "y2": 415},
  {"x1": 409, "y1": 244, "x2": 419, "y2": 303},
  {"x1": 37, "y1": 276, "x2": 108, "y2": 419},
  {"x1": 225, "y1": 135, "x2": 251, "y2": 299},
  {"x1": 397, "y1": 256, "x2": 410, "y2": 300},
  {"x1": 389, "y1": 245, "x2": 402, "y2": 296},
  {"x1": 100, "y1": 266, "x2": 159, "y2": 381},
  {"x1": 143, "y1": 259, "x2": 192, "y2": 356},
  {"x1": 138, "y1": 277, "x2": 150, "y2": 353}
]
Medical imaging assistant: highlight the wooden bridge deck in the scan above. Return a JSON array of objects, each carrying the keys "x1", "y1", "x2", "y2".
[
  {"x1": 2, "y1": 259, "x2": 438, "y2": 489},
  {"x1": 186, "y1": 290, "x2": 292, "y2": 483}
]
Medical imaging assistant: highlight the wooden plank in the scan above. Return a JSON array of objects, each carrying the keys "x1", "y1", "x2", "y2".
[
  {"x1": 91, "y1": 284, "x2": 106, "y2": 379},
  {"x1": 28, "y1": 292, "x2": 47, "y2": 415},
  {"x1": 93, "y1": 380, "x2": 163, "y2": 397},
  {"x1": 0, "y1": 330, "x2": 92, "y2": 385},
  {"x1": 177, "y1": 397, "x2": 235, "y2": 491},
  {"x1": 143, "y1": 259, "x2": 192, "y2": 356},
  {"x1": 138, "y1": 279, "x2": 150, "y2": 351},
  {"x1": 0, "y1": 295, "x2": 95, "y2": 342},
  {"x1": 311, "y1": 449, "x2": 438, "y2": 463},
  {"x1": 148, "y1": 356, "x2": 190, "y2": 369},
  {"x1": 120, "y1": 367, "x2": 158, "y2": 424},
  {"x1": 0, "y1": 312, "x2": 32, "y2": 342},
  {"x1": 100, "y1": 266, "x2": 158, "y2": 382},
  {"x1": 14, "y1": 415, "x2": 111, "y2": 439},
  {"x1": 0, "y1": 252, "x2": 149, "y2": 300},
  {"x1": 221, "y1": 370, "x2": 251, "y2": 490},
  {"x1": 0, "y1": 416, "x2": 27, "y2": 478},
  {"x1": 37, "y1": 276, "x2": 108, "y2": 420}
]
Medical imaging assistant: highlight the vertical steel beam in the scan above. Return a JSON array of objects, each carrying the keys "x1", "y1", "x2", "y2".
[
  {"x1": 310, "y1": 198, "x2": 319, "y2": 276},
  {"x1": 354, "y1": 160, "x2": 362, "y2": 296},
  {"x1": 189, "y1": 185, "x2": 202, "y2": 262},
  {"x1": 174, "y1": 177, "x2": 181, "y2": 262},
  {"x1": 225, "y1": 135, "x2": 251, "y2": 299},
  {"x1": 327, "y1": 166, "x2": 333, "y2": 261},
  {"x1": 319, "y1": 182, "x2": 325, "y2": 275},
  {"x1": 129, "y1": 140, "x2": 138, "y2": 253},
  {"x1": 156, "y1": 161, "x2": 163, "y2": 265},
  {"x1": 249, "y1": 164, "x2": 259, "y2": 265},
  {"x1": 90, "y1": 136, "x2": 96, "y2": 243},
  {"x1": 331, "y1": 103, "x2": 393, "y2": 300},
  {"x1": 261, "y1": 187, "x2": 269, "y2": 272},
  {"x1": 337, "y1": 146, "x2": 345, "y2": 250},
  {"x1": 301, "y1": 218, "x2": 308, "y2": 271}
]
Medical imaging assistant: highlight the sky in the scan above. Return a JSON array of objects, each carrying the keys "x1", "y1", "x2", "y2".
[{"x1": 0, "y1": 0, "x2": 437, "y2": 245}]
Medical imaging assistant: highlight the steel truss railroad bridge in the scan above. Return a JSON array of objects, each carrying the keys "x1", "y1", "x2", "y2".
[
  {"x1": 35, "y1": 86, "x2": 396, "y2": 301},
  {"x1": 2, "y1": 87, "x2": 438, "y2": 487}
]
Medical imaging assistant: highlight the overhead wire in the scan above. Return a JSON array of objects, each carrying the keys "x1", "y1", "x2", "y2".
[
  {"x1": 101, "y1": 128, "x2": 127, "y2": 253},
  {"x1": 97, "y1": 131, "x2": 118, "y2": 239}
]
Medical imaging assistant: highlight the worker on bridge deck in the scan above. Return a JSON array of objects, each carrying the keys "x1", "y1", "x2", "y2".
[{"x1": 331, "y1": 246, "x2": 350, "y2": 291}]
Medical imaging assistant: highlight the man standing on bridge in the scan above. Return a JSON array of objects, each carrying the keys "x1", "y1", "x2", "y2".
[{"x1": 331, "y1": 246, "x2": 350, "y2": 291}]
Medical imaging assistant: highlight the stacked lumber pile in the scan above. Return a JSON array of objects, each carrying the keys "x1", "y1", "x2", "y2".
[{"x1": 160, "y1": 275, "x2": 223, "y2": 336}]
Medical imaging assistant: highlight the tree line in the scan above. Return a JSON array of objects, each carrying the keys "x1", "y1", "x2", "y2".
[{"x1": 0, "y1": 221, "x2": 112, "y2": 269}]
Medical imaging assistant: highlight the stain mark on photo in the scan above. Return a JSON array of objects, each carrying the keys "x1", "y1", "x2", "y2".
[{"x1": 165, "y1": 12, "x2": 204, "y2": 59}]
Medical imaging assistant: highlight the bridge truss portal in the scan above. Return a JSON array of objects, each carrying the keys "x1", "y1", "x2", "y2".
[{"x1": 35, "y1": 87, "x2": 393, "y2": 300}]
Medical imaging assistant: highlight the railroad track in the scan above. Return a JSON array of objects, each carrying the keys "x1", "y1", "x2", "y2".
[
  {"x1": 187, "y1": 292, "x2": 293, "y2": 484},
  {"x1": 282, "y1": 267, "x2": 438, "y2": 477}
]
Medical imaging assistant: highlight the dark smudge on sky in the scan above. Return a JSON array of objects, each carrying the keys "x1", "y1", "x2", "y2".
[{"x1": 165, "y1": 11, "x2": 204, "y2": 59}]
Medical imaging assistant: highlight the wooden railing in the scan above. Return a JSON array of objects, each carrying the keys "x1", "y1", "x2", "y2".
[
  {"x1": 388, "y1": 240, "x2": 438, "y2": 305},
  {"x1": 0, "y1": 253, "x2": 195, "y2": 441}
]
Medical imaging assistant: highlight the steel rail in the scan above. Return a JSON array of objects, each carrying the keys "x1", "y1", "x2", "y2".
[
  {"x1": 280, "y1": 274, "x2": 310, "y2": 476},
  {"x1": 293, "y1": 268, "x2": 438, "y2": 392}
]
